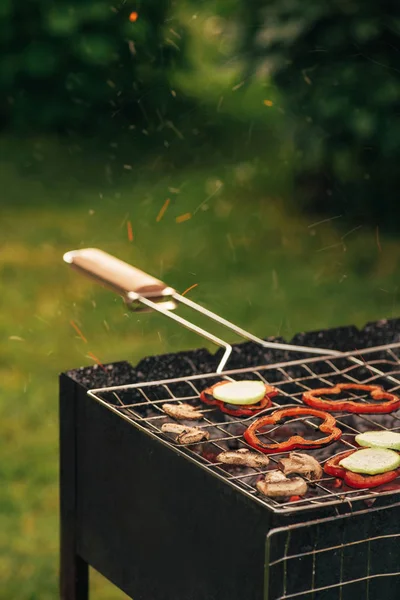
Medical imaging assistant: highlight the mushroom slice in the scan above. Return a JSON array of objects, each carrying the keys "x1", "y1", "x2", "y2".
[
  {"x1": 278, "y1": 452, "x2": 323, "y2": 481},
  {"x1": 256, "y1": 470, "x2": 308, "y2": 498},
  {"x1": 161, "y1": 422, "x2": 210, "y2": 444},
  {"x1": 162, "y1": 403, "x2": 204, "y2": 421},
  {"x1": 217, "y1": 449, "x2": 270, "y2": 468}
]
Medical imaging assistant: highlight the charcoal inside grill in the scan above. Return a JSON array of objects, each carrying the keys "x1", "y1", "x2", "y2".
[{"x1": 69, "y1": 318, "x2": 400, "y2": 389}]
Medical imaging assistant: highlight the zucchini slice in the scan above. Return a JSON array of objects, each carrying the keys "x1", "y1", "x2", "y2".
[
  {"x1": 355, "y1": 430, "x2": 400, "y2": 450},
  {"x1": 339, "y1": 448, "x2": 400, "y2": 475},
  {"x1": 213, "y1": 380, "x2": 266, "y2": 405}
]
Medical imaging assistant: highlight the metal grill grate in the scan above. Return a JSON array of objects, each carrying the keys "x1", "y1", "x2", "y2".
[
  {"x1": 266, "y1": 502, "x2": 400, "y2": 599},
  {"x1": 88, "y1": 342, "x2": 400, "y2": 515}
]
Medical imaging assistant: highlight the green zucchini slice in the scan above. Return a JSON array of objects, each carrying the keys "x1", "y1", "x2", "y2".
[
  {"x1": 339, "y1": 448, "x2": 400, "y2": 475},
  {"x1": 355, "y1": 430, "x2": 400, "y2": 450},
  {"x1": 213, "y1": 380, "x2": 266, "y2": 405}
]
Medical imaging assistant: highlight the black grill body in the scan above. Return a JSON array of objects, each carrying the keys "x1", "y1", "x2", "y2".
[{"x1": 60, "y1": 320, "x2": 400, "y2": 600}]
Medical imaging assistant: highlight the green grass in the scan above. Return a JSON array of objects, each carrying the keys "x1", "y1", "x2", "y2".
[{"x1": 1, "y1": 129, "x2": 400, "y2": 599}]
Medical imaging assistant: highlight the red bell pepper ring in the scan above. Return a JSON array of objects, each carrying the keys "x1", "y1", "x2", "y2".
[
  {"x1": 243, "y1": 407, "x2": 342, "y2": 454},
  {"x1": 200, "y1": 381, "x2": 279, "y2": 417},
  {"x1": 324, "y1": 450, "x2": 400, "y2": 489},
  {"x1": 302, "y1": 383, "x2": 400, "y2": 414}
]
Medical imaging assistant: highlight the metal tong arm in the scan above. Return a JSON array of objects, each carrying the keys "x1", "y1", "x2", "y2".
[
  {"x1": 64, "y1": 248, "x2": 341, "y2": 373},
  {"x1": 64, "y1": 248, "x2": 232, "y2": 372}
]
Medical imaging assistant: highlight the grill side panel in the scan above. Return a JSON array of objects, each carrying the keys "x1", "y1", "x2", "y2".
[
  {"x1": 266, "y1": 503, "x2": 400, "y2": 600},
  {"x1": 74, "y1": 384, "x2": 273, "y2": 600}
]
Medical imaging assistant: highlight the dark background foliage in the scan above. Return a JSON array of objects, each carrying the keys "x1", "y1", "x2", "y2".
[
  {"x1": 245, "y1": 0, "x2": 400, "y2": 222},
  {"x1": 0, "y1": 0, "x2": 184, "y2": 131},
  {"x1": 2, "y1": 0, "x2": 399, "y2": 222}
]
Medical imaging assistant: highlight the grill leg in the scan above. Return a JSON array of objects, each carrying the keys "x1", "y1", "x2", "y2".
[
  {"x1": 60, "y1": 374, "x2": 89, "y2": 600},
  {"x1": 60, "y1": 551, "x2": 88, "y2": 600}
]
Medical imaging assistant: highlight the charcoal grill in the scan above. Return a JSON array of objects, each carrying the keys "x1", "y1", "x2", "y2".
[{"x1": 60, "y1": 249, "x2": 400, "y2": 600}]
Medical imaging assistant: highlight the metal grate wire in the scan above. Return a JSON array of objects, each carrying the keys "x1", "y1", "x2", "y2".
[
  {"x1": 266, "y1": 502, "x2": 400, "y2": 599},
  {"x1": 88, "y1": 342, "x2": 400, "y2": 515}
]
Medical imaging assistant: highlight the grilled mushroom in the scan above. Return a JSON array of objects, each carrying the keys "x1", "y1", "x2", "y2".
[
  {"x1": 278, "y1": 452, "x2": 323, "y2": 481},
  {"x1": 161, "y1": 422, "x2": 210, "y2": 444},
  {"x1": 217, "y1": 449, "x2": 270, "y2": 468},
  {"x1": 162, "y1": 403, "x2": 204, "y2": 421},
  {"x1": 256, "y1": 470, "x2": 308, "y2": 498}
]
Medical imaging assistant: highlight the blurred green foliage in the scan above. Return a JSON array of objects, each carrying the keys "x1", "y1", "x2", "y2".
[
  {"x1": 0, "y1": 0, "x2": 184, "y2": 130},
  {"x1": 246, "y1": 0, "x2": 400, "y2": 222}
]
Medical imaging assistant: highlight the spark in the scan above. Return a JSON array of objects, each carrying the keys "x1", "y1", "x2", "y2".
[
  {"x1": 128, "y1": 40, "x2": 136, "y2": 55},
  {"x1": 226, "y1": 233, "x2": 236, "y2": 260},
  {"x1": 308, "y1": 215, "x2": 342, "y2": 228},
  {"x1": 169, "y1": 28, "x2": 181, "y2": 39},
  {"x1": 87, "y1": 352, "x2": 108, "y2": 373},
  {"x1": 376, "y1": 226, "x2": 382, "y2": 252},
  {"x1": 181, "y1": 283, "x2": 198, "y2": 296},
  {"x1": 166, "y1": 120, "x2": 184, "y2": 140},
  {"x1": 70, "y1": 320, "x2": 88, "y2": 343},
  {"x1": 156, "y1": 198, "x2": 170, "y2": 222},
  {"x1": 193, "y1": 184, "x2": 222, "y2": 215},
  {"x1": 129, "y1": 11, "x2": 138, "y2": 22},
  {"x1": 232, "y1": 81, "x2": 245, "y2": 91},
  {"x1": 263, "y1": 99, "x2": 273, "y2": 107},
  {"x1": 247, "y1": 121, "x2": 254, "y2": 145},
  {"x1": 272, "y1": 269, "x2": 279, "y2": 292},
  {"x1": 341, "y1": 225, "x2": 362, "y2": 240},
  {"x1": 9, "y1": 336, "x2": 25, "y2": 342},
  {"x1": 166, "y1": 38, "x2": 180, "y2": 51},
  {"x1": 127, "y1": 220, "x2": 134, "y2": 242},
  {"x1": 120, "y1": 212, "x2": 129, "y2": 228},
  {"x1": 34, "y1": 315, "x2": 50, "y2": 324},
  {"x1": 316, "y1": 242, "x2": 343, "y2": 253},
  {"x1": 123, "y1": 164, "x2": 132, "y2": 170},
  {"x1": 176, "y1": 212, "x2": 192, "y2": 223}
]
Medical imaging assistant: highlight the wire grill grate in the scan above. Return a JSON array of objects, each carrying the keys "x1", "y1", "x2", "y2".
[
  {"x1": 266, "y1": 503, "x2": 400, "y2": 599},
  {"x1": 88, "y1": 343, "x2": 400, "y2": 515}
]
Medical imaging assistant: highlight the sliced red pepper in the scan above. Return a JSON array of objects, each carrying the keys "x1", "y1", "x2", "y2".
[
  {"x1": 243, "y1": 407, "x2": 342, "y2": 454},
  {"x1": 302, "y1": 383, "x2": 400, "y2": 414},
  {"x1": 199, "y1": 381, "x2": 279, "y2": 417},
  {"x1": 324, "y1": 450, "x2": 400, "y2": 489}
]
